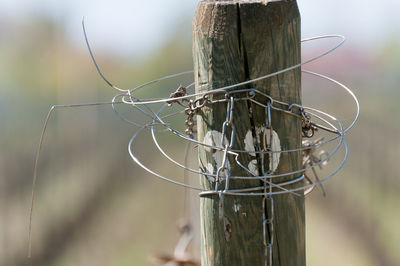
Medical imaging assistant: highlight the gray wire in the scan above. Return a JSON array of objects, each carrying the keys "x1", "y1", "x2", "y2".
[
  {"x1": 124, "y1": 33, "x2": 358, "y2": 193},
  {"x1": 30, "y1": 24, "x2": 357, "y2": 260},
  {"x1": 122, "y1": 35, "x2": 345, "y2": 106},
  {"x1": 129, "y1": 103, "x2": 346, "y2": 191}
]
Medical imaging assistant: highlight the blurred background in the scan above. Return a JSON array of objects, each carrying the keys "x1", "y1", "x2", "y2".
[{"x1": 0, "y1": 0, "x2": 399, "y2": 265}]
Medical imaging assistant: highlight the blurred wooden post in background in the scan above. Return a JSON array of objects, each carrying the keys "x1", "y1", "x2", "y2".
[{"x1": 193, "y1": 0, "x2": 304, "y2": 265}]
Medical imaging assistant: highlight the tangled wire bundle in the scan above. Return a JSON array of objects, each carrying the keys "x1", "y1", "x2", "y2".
[
  {"x1": 28, "y1": 20, "x2": 359, "y2": 262},
  {"x1": 104, "y1": 34, "x2": 359, "y2": 196}
]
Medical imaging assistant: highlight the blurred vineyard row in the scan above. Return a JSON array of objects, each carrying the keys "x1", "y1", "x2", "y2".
[{"x1": 1, "y1": 15, "x2": 399, "y2": 266}]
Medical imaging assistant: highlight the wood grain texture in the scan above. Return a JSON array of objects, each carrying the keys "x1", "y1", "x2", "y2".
[{"x1": 193, "y1": 1, "x2": 304, "y2": 265}]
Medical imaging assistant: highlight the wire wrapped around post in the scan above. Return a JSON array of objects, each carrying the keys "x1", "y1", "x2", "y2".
[{"x1": 29, "y1": 13, "x2": 359, "y2": 264}]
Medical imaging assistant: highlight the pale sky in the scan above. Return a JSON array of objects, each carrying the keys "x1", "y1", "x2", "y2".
[{"x1": 1, "y1": 0, "x2": 400, "y2": 56}]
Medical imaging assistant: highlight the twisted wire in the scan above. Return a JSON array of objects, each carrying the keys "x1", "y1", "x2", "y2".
[{"x1": 28, "y1": 26, "x2": 359, "y2": 258}]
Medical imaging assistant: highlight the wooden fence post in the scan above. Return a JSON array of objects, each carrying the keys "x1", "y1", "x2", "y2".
[{"x1": 193, "y1": 0, "x2": 304, "y2": 265}]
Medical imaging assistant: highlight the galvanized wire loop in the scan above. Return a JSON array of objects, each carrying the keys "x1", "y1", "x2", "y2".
[
  {"x1": 80, "y1": 31, "x2": 359, "y2": 265},
  {"x1": 124, "y1": 67, "x2": 356, "y2": 194}
]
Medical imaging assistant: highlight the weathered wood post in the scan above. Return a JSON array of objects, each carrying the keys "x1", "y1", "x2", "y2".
[{"x1": 193, "y1": 0, "x2": 304, "y2": 265}]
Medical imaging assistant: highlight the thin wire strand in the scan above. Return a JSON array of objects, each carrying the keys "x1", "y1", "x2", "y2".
[
  {"x1": 303, "y1": 70, "x2": 360, "y2": 134},
  {"x1": 28, "y1": 101, "x2": 124, "y2": 258},
  {"x1": 129, "y1": 104, "x2": 346, "y2": 193},
  {"x1": 182, "y1": 141, "x2": 192, "y2": 219},
  {"x1": 121, "y1": 35, "x2": 345, "y2": 106},
  {"x1": 129, "y1": 78, "x2": 348, "y2": 190},
  {"x1": 82, "y1": 18, "x2": 127, "y2": 93},
  {"x1": 148, "y1": 80, "x2": 346, "y2": 157},
  {"x1": 79, "y1": 35, "x2": 344, "y2": 108},
  {"x1": 125, "y1": 49, "x2": 359, "y2": 193},
  {"x1": 143, "y1": 65, "x2": 359, "y2": 157},
  {"x1": 149, "y1": 107, "x2": 343, "y2": 180}
]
